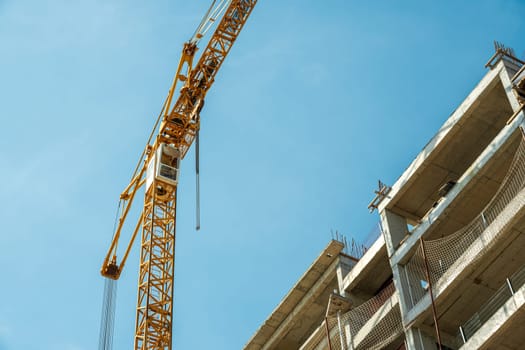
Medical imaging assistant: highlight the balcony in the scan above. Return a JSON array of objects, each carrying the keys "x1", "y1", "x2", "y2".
[
  {"x1": 459, "y1": 263, "x2": 525, "y2": 349},
  {"x1": 300, "y1": 284, "x2": 404, "y2": 350},
  {"x1": 380, "y1": 61, "x2": 517, "y2": 229},
  {"x1": 384, "y1": 60, "x2": 523, "y2": 265},
  {"x1": 397, "y1": 132, "x2": 525, "y2": 343}
]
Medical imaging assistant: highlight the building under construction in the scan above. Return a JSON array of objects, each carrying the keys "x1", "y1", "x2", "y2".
[{"x1": 244, "y1": 45, "x2": 525, "y2": 350}]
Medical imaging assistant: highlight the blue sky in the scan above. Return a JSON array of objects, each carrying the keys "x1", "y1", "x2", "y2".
[{"x1": 0, "y1": 1, "x2": 523, "y2": 349}]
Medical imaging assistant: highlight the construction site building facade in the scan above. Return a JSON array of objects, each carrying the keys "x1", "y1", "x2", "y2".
[{"x1": 244, "y1": 48, "x2": 525, "y2": 350}]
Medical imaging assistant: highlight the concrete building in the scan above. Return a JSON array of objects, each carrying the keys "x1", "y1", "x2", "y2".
[{"x1": 244, "y1": 47, "x2": 525, "y2": 350}]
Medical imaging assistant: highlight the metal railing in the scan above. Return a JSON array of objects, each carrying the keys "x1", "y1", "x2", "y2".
[{"x1": 458, "y1": 263, "x2": 525, "y2": 344}]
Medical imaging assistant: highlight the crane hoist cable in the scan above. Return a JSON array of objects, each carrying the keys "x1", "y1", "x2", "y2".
[
  {"x1": 191, "y1": 0, "x2": 233, "y2": 44},
  {"x1": 195, "y1": 129, "x2": 201, "y2": 231},
  {"x1": 98, "y1": 1, "x2": 258, "y2": 349}
]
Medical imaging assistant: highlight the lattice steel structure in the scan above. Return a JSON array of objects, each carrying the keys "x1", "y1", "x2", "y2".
[
  {"x1": 135, "y1": 185, "x2": 177, "y2": 349},
  {"x1": 100, "y1": 1, "x2": 258, "y2": 349}
]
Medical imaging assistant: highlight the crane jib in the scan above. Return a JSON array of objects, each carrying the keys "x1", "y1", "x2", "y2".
[{"x1": 161, "y1": 0, "x2": 258, "y2": 159}]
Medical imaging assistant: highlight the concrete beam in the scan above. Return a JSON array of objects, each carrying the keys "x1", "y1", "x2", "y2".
[
  {"x1": 499, "y1": 64, "x2": 523, "y2": 113},
  {"x1": 260, "y1": 257, "x2": 340, "y2": 350},
  {"x1": 391, "y1": 110, "x2": 525, "y2": 267},
  {"x1": 298, "y1": 322, "x2": 327, "y2": 350},
  {"x1": 299, "y1": 318, "x2": 347, "y2": 350},
  {"x1": 244, "y1": 240, "x2": 344, "y2": 350},
  {"x1": 378, "y1": 60, "x2": 509, "y2": 215}
]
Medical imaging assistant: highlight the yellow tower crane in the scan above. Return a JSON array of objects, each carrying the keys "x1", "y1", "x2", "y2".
[{"x1": 99, "y1": 1, "x2": 258, "y2": 349}]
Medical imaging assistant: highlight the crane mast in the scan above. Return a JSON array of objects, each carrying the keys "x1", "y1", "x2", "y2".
[{"x1": 99, "y1": 1, "x2": 258, "y2": 349}]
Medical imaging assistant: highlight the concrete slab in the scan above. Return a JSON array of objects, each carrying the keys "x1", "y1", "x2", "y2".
[
  {"x1": 391, "y1": 113, "x2": 525, "y2": 267},
  {"x1": 341, "y1": 235, "x2": 392, "y2": 300},
  {"x1": 244, "y1": 240, "x2": 344, "y2": 350},
  {"x1": 379, "y1": 60, "x2": 517, "y2": 218}
]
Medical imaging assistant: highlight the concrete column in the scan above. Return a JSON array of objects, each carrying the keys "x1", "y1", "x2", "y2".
[
  {"x1": 344, "y1": 322, "x2": 354, "y2": 350},
  {"x1": 380, "y1": 209, "x2": 409, "y2": 257},
  {"x1": 336, "y1": 255, "x2": 358, "y2": 296},
  {"x1": 391, "y1": 263, "x2": 413, "y2": 317},
  {"x1": 381, "y1": 209, "x2": 433, "y2": 350},
  {"x1": 380, "y1": 209, "x2": 412, "y2": 313},
  {"x1": 335, "y1": 257, "x2": 358, "y2": 350},
  {"x1": 405, "y1": 327, "x2": 438, "y2": 350}
]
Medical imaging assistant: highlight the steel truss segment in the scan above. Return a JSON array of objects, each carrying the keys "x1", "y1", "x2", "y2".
[
  {"x1": 131, "y1": 2, "x2": 258, "y2": 349},
  {"x1": 160, "y1": 0, "x2": 258, "y2": 159},
  {"x1": 135, "y1": 184, "x2": 177, "y2": 350}
]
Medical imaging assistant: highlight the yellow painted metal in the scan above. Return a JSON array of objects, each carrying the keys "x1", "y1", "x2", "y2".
[
  {"x1": 135, "y1": 180, "x2": 177, "y2": 349},
  {"x1": 101, "y1": 154, "x2": 150, "y2": 280},
  {"x1": 100, "y1": 0, "x2": 258, "y2": 348},
  {"x1": 159, "y1": 0, "x2": 259, "y2": 158},
  {"x1": 164, "y1": 42, "x2": 198, "y2": 119}
]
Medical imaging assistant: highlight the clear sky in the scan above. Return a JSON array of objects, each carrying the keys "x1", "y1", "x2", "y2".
[{"x1": 0, "y1": 1, "x2": 523, "y2": 349}]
